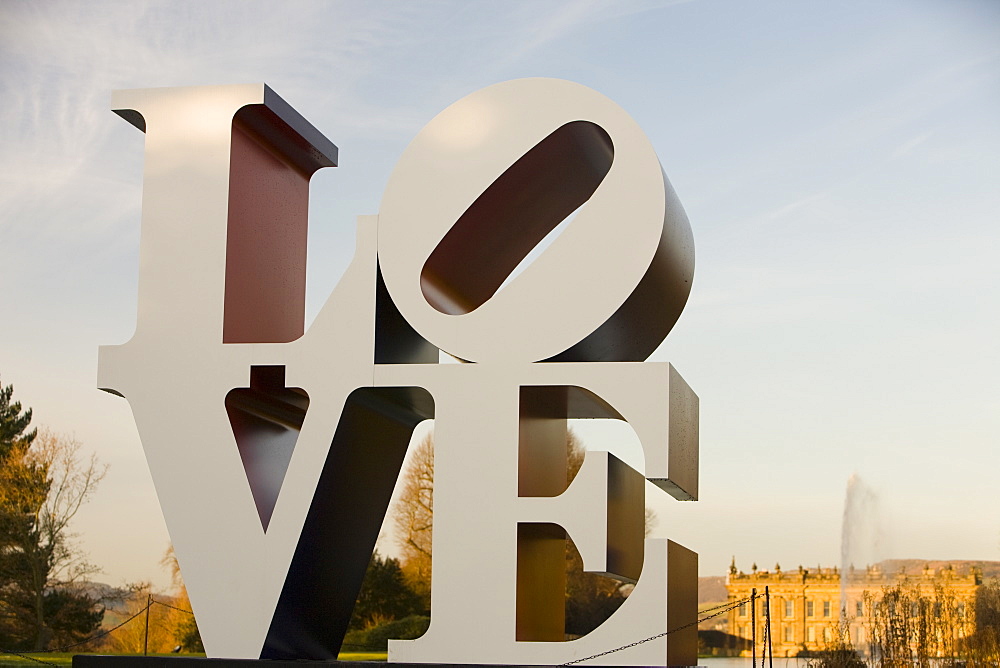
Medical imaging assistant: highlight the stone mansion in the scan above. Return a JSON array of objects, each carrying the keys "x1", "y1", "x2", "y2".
[{"x1": 724, "y1": 560, "x2": 982, "y2": 658}]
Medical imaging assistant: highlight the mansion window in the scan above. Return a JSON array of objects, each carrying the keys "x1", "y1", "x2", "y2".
[
  {"x1": 784, "y1": 600, "x2": 794, "y2": 617},
  {"x1": 823, "y1": 601, "x2": 831, "y2": 618},
  {"x1": 856, "y1": 601, "x2": 864, "y2": 617},
  {"x1": 823, "y1": 627, "x2": 832, "y2": 643},
  {"x1": 806, "y1": 600, "x2": 815, "y2": 617},
  {"x1": 738, "y1": 602, "x2": 747, "y2": 617},
  {"x1": 807, "y1": 626, "x2": 816, "y2": 642},
  {"x1": 783, "y1": 626, "x2": 793, "y2": 643}
]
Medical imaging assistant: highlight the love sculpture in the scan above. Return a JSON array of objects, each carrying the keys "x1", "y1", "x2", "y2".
[{"x1": 98, "y1": 79, "x2": 699, "y2": 666}]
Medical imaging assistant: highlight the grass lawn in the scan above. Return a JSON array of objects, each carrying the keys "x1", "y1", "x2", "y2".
[
  {"x1": 1, "y1": 653, "x2": 205, "y2": 666},
  {"x1": 0, "y1": 652, "x2": 73, "y2": 666},
  {"x1": 337, "y1": 651, "x2": 388, "y2": 661}
]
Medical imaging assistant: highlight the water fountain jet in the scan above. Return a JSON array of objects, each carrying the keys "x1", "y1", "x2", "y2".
[{"x1": 840, "y1": 473, "x2": 881, "y2": 625}]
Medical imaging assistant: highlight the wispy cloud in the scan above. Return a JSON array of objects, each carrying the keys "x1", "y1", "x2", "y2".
[
  {"x1": 890, "y1": 132, "x2": 932, "y2": 159},
  {"x1": 0, "y1": 0, "x2": 713, "y2": 256},
  {"x1": 0, "y1": 0, "x2": 438, "y2": 243},
  {"x1": 761, "y1": 191, "x2": 834, "y2": 222},
  {"x1": 490, "y1": 0, "x2": 698, "y2": 72}
]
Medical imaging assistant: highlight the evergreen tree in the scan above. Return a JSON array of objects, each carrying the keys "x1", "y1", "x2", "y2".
[
  {"x1": 0, "y1": 375, "x2": 45, "y2": 649},
  {"x1": 0, "y1": 376, "x2": 36, "y2": 461},
  {"x1": 348, "y1": 552, "x2": 421, "y2": 630},
  {"x1": 0, "y1": 407, "x2": 105, "y2": 650},
  {"x1": 42, "y1": 588, "x2": 105, "y2": 649}
]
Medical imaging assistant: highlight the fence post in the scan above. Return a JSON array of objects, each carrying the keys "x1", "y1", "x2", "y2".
[
  {"x1": 751, "y1": 588, "x2": 757, "y2": 668},
  {"x1": 765, "y1": 586, "x2": 772, "y2": 668},
  {"x1": 144, "y1": 594, "x2": 152, "y2": 656}
]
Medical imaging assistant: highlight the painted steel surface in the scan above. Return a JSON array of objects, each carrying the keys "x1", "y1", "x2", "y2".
[{"x1": 98, "y1": 79, "x2": 699, "y2": 666}]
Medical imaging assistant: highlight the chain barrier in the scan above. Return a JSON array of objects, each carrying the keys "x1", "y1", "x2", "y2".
[
  {"x1": 0, "y1": 647, "x2": 59, "y2": 666},
  {"x1": 150, "y1": 599, "x2": 194, "y2": 615},
  {"x1": 0, "y1": 596, "x2": 198, "y2": 660},
  {"x1": 4, "y1": 592, "x2": 770, "y2": 666},
  {"x1": 562, "y1": 595, "x2": 754, "y2": 666}
]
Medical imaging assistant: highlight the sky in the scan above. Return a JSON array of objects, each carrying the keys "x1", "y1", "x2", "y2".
[{"x1": 1, "y1": 0, "x2": 998, "y2": 591}]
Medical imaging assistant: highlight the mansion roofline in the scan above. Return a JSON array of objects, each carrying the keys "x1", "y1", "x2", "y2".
[{"x1": 727, "y1": 560, "x2": 982, "y2": 587}]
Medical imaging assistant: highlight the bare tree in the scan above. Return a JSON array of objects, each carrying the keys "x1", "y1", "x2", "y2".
[
  {"x1": 966, "y1": 580, "x2": 1000, "y2": 666},
  {"x1": 390, "y1": 427, "x2": 656, "y2": 631},
  {"x1": 0, "y1": 428, "x2": 106, "y2": 649},
  {"x1": 392, "y1": 433, "x2": 433, "y2": 606},
  {"x1": 160, "y1": 545, "x2": 203, "y2": 652},
  {"x1": 815, "y1": 620, "x2": 865, "y2": 668},
  {"x1": 862, "y1": 582, "x2": 974, "y2": 667},
  {"x1": 98, "y1": 582, "x2": 182, "y2": 655}
]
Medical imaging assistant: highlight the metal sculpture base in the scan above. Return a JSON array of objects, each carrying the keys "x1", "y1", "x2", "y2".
[
  {"x1": 72, "y1": 656, "x2": 699, "y2": 667},
  {"x1": 72, "y1": 658, "x2": 547, "y2": 667}
]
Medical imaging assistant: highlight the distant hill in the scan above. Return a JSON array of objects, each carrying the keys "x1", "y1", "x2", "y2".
[
  {"x1": 74, "y1": 581, "x2": 132, "y2": 612},
  {"x1": 698, "y1": 577, "x2": 729, "y2": 631},
  {"x1": 698, "y1": 576, "x2": 727, "y2": 604}
]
